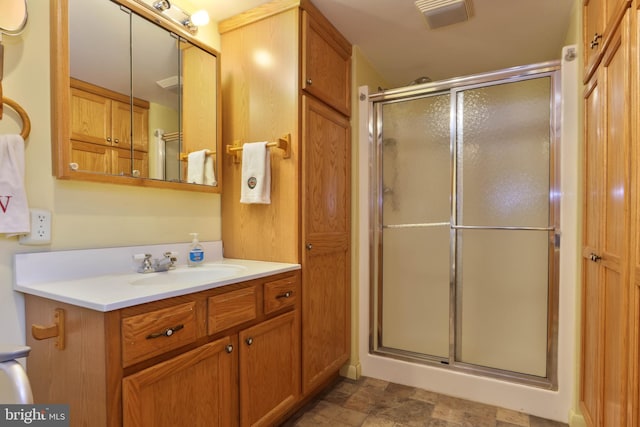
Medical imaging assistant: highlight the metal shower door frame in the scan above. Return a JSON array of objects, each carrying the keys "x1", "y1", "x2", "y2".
[{"x1": 369, "y1": 60, "x2": 561, "y2": 389}]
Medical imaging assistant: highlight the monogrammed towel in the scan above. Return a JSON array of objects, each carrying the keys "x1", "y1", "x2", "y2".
[
  {"x1": 240, "y1": 142, "x2": 271, "y2": 204},
  {"x1": 0, "y1": 134, "x2": 30, "y2": 234}
]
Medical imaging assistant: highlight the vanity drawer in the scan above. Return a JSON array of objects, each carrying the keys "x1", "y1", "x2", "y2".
[
  {"x1": 208, "y1": 285, "x2": 257, "y2": 335},
  {"x1": 121, "y1": 301, "x2": 198, "y2": 367},
  {"x1": 264, "y1": 276, "x2": 298, "y2": 315}
]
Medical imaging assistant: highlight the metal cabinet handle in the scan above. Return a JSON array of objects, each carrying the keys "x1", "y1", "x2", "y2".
[
  {"x1": 225, "y1": 344, "x2": 233, "y2": 354},
  {"x1": 590, "y1": 33, "x2": 602, "y2": 49},
  {"x1": 306, "y1": 78, "x2": 313, "y2": 85},
  {"x1": 245, "y1": 337, "x2": 253, "y2": 346},
  {"x1": 114, "y1": 138, "x2": 119, "y2": 144},
  {"x1": 106, "y1": 137, "x2": 112, "y2": 143},
  {"x1": 589, "y1": 253, "x2": 602, "y2": 262},
  {"x1": 276, "y1": 291, "x2": 292, "y2": 299},
  {"x1": 146, "y1": 324, "x2": 184, "y2": 339},
  {"x1": 306, "y1": 243, "x2": 313, "y2": 250}
]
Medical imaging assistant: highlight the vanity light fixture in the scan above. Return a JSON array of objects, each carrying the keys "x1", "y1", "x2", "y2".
[{"x1": 139, "y1": 0, "x2": 209, "y2": 34}]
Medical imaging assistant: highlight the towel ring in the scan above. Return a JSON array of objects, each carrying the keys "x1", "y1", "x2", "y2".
[{"x1": 2, "y1": 97, "x2": 31, "y2": 140}]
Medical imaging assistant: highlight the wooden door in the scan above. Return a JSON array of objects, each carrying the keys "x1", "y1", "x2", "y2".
[
  {"x1": 122, "y1": 337, "x2": 237, "y2": 427},
  {"x1": 581, "y1": 74, "x2": 603, "y2": 427},
  {"x1": 238, "y1": 311, "x2": 300, "y2": 427},
  {"x1": 301, "y1": 95, "x2": 351, "y2": 394},
  {"x1": 580, "y1": 10, "x2": 631, "y2": 427}
]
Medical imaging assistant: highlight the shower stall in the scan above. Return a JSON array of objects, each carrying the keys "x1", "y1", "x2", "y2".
[{"x1": 369, "y1": 61, "x2": 560, "y2": 388}]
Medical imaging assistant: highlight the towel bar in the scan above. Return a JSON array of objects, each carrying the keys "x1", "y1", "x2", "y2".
[
  {"x1": 179, "y1": 150, "x2": 216, "y2": 161},
  {"x1": 226, "y1": 133, "x2": 291, "y2": 163},
  {"x1": 1, "y1": 96, "x2": 30, "y2": 139}
]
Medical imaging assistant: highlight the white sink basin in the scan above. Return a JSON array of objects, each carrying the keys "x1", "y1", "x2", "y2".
[{"x1": 129, "y1": 264, "x2": 247, "y2": 286}]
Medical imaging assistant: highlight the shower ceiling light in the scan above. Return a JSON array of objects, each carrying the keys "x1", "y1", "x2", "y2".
[{"x1": 414, "y1": 0, "x2": 471, "y2": 29}]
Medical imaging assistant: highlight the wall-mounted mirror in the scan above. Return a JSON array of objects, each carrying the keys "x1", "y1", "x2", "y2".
[{"x1": 51, "y1": 0, "x2": 221, "y2": 192}]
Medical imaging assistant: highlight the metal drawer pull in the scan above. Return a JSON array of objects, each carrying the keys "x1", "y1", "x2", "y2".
[
  {"x1": 225, "y1": 344, "x2": 233, "y2": 354},
  {"x1": 276, "y1": 291, "x2": 292, "y2": 299},
  {"x1": 245, "y1": 337, "x2": 253, "y2": 346},
  {"x1": 146, "y1": 324, "x2": 184, "y2": 339}
]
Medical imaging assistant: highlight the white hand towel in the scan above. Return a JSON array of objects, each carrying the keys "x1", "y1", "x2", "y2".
[
  {"x1": 187, "y1": 149, "x2": 207, "y2": 184},
  {"x1": 204, "y1": 153, "x2": 217, "y2": 186},
  {"x1": 0, "y1": 134, "x2": 30, "y2": 234},
  {"x1": 240, "y1": 142, "x2": 271, "y2": 204}
]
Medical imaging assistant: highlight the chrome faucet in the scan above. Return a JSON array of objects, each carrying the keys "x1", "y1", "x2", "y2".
[{"x1": 133, "y1": 252, "x2": 178, "y2": 273}]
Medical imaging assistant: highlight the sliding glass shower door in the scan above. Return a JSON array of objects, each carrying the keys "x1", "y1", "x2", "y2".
[{"x1": 371, "y1": 63, "x2": 559, "y2": 386}]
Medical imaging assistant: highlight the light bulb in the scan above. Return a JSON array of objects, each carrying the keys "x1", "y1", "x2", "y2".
[{"x1": 190, "y1": 10, "x2": 210, "y2": 26}]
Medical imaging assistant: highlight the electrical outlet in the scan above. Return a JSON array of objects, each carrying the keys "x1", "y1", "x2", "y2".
[{"x1": 19, "y1": 209, "x2": 52, "y2": 245}]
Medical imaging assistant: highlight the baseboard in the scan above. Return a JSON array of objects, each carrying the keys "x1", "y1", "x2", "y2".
[
  {"x1": 568, "y1": 409, "x2": 586, "y2": 427},
  {"x1": 340, "y1": 361, "x2": 361, "y2": 380}
]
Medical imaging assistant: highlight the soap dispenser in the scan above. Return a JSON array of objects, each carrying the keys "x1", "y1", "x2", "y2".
[{"x1": 188, "y1": 233, "x2": 205, "y2": 267}]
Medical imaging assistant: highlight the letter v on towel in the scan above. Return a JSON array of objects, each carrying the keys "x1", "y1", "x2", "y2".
[
  {"x1": 0, "y1": 134, "x2": 30, "y2": 234},
  {"x1": 240, "y1": 142, "x2": 271, "y2": 204}
]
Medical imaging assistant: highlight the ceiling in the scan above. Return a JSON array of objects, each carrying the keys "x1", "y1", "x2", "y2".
[{"x1": 190, "y1": 0, "x2": 576, "y2": 88}]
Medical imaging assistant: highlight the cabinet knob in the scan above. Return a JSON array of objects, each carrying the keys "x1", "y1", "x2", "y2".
[
  {"x1": 245, "y1": 337, "x2": 253, "y2": 346},
  {"x1": 589, "y1": 253, "x2": 602, "y2": 262},
  {"x1": 306, "y1": 243, "x2": 313, "y2": 251},
  {"x1": 146, "y1": 324, "x2": 184, "y2": 339},
  {"x1": 590, "y1": 32, "x2": 602, "y2": 49},
  {"x1": 276, "y1": 291, "x2": 292, "y2": 299},
  {"x1": 306, "y1": 78, "x2": 313, "y2": 85},
  {"x1": 106, "y1": 137, "x2": 112, "y2": 143},
  {"x1": 225, "y1": 344, "x2": 233, "y2": 354},
  {"x1": 114, "y1": 138, "x2": 120, "y2": 144}
]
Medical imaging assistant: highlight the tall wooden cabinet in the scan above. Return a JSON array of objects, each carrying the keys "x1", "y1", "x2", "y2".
[
  {"x1": 220, "y1": 0, "x2": 352, "y2": 408},
  {"x1": 580, "y1": 1, "x2": 638, "y2": 426}
]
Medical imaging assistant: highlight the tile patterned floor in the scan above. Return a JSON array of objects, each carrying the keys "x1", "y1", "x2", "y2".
[{"x1": 282, "y1": 376, "x2": 568, "y2": 427}]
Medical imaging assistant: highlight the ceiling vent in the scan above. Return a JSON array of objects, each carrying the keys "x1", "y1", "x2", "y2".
[{"x1": 414, "y1": 0, "x2": 471, "y2": 29}]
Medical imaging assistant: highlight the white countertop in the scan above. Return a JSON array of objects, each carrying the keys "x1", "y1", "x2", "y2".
[{"x1": 14, "y1": 241, "x2": 300, "y2": 312}]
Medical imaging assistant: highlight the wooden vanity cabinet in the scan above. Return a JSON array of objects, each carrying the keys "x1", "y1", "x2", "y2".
[
  {"x1": 25, "y1": 270, "x2": 300, "y2": 427},
  {"x1": 69, "y1": 78, "x2": 149, "y2": 177}
]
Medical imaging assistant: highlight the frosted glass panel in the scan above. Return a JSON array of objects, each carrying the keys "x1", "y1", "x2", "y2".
[
  {"x1": 382, "y1": 226, "x2": 449, "y2": 358},
  {"x1": 456, "y1": 78, "x2": 551, "y2": 227},
  {"x1": 456, "y1": 229, "x2": 549, "y2": 377},
  {"x1": 382, "y1": 94, "x2": 450, "y2": 225}
]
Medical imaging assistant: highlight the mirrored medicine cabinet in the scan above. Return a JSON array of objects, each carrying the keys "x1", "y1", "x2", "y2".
[{"x1": 51, "y1": 0, "x2": 221, "y2": 193}]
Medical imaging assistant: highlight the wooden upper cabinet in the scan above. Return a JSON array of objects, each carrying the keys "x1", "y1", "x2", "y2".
[
  {"x1": 583, "y1": 0, "x2": 631, "y2": 80},
  {"x1": 301, "y1": 9, "x2": 352, "y2": 116}
]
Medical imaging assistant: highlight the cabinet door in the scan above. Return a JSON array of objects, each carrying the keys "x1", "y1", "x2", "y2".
[
  {"x1": 580, "y1": 10, "x2": 631, "y2": 427},
  {"x1": 238, "y1": 311, "x2": 300, "y2": 427},
  {"x1": 122, "y1": 337, "x2": 237, "y2": 427},
  {"x1": 70, "y1": 88, "x2": 112, "y2": 146},
  {"x1": 580, "y1": 74, "x2": 603, "y2": 427},
  {"x1": 69, "y1": 140, "x2": 111, "y2": 174},
  {"x1": 301, "y1": 95, "x2": 351, "y2": 394},
  {"x1": 301, "y1": 10, "x2": 351, "y2": 116}
]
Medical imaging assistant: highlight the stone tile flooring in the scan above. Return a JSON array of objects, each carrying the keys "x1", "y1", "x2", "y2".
[{"x1": 282, "y1": 376, "x2": 568, "y2": 427}]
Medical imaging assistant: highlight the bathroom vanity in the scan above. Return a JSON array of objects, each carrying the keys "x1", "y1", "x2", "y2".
[{"x1": 14, "y1": 242, "x2": 301, "y2": 427}]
